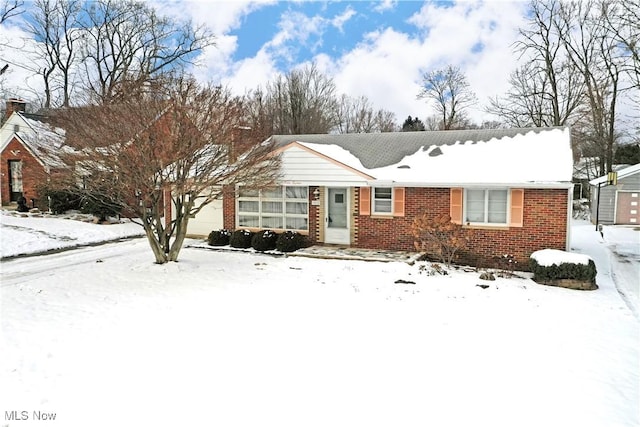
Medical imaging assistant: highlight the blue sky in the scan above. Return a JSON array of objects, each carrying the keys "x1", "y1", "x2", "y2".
[{"x1": 1, "y1": 0, "x2": 534, "y2": 124}]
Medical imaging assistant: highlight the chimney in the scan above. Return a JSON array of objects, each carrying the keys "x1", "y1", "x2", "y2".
[{"x1": 5, "y1": 98, "x2": 26, "y2": 120}]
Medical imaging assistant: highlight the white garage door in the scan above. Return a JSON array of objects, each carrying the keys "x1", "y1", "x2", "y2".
[{"x1": 175, "y1": 198, "x2": 224, "y2": 237}]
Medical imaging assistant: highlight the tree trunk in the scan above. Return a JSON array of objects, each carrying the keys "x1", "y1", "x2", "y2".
[{"x1": 143, "y1": 224, "x2": 168, "y2": 264}]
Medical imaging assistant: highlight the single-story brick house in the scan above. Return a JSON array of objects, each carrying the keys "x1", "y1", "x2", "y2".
[
  {"x1": 590, "y1": 163, "x2": 640, "y2": 225},
  {"x1": 215, "y1": 127, "x2": 574, "y2": 267},
  {"x1": 0, "y1": 99, "x2": 71, "y2": 207}
]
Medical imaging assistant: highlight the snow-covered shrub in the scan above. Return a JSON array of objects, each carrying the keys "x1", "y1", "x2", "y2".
[
  {"x1": 229, "y1": 229, "x2": 254, "y2": 249},
  {"x1": 530, "y1": 249, "x2": 597, "y2": 285},
  {"x1": 275, "y1": 231, "x2": 307, "y2": 253},
  {"x1": 207, "y1": 229, "x2": 231, "y2": 246},
  {"x1": 251, "y1": 230, "x2": 278, "y2": 252}
]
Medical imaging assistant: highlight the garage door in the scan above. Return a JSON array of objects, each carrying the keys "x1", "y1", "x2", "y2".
[
  {"x1": 616, "y1": 192, "x2": 640, "y2": 224},
  {"x1": 172, "y1": 198, "x2": 224, "y2": 237}
]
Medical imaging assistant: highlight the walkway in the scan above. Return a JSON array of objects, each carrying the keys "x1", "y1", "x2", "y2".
[{"x1": 288, "y1": 245, "x2": 422, "y2": 263}]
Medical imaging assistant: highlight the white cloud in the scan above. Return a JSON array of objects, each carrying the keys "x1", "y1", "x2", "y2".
[
  {"x1": 0, "y1": 23, "x2": 46, "y2": 102},
  {"x1": 331, "y1": 7, "x2": 357, "y2": 32},
  {"x1": 161, "y1": 0, "x2": 276, "y2": 34},
  {"x1": 222, "y1": 49, "x2": 280, "y2": 94},
  {"x1": 373, "y1": 0, "x2": 397, "y2": 13},
  {"x1": 326, "y1": 1, "x2": 529, "y2": 124}
]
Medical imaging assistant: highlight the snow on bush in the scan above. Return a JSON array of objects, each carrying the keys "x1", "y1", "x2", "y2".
[
  {"x1": 530, "y1": 249, "x2": 597, "y2": 286},
  {"x1": 530, "y1": 249, "x2": 591, "y2": 266}
]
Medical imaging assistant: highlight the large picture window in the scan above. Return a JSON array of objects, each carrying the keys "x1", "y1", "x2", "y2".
[
  {"x1": 465, "y1": 189, "x2": 508, "y2": 224},
  {"x1": 237, "y1": 186, "x2": 309, "y2": 231}
]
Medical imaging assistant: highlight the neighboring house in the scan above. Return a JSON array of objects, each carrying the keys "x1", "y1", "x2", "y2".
[
  {"x1": 0, "y1": 99, "x2": 71, "y2": 207},
  {"x1": 211, "y1": 127, "x2": 574, "y2": 267},
  {"x1": 590, "y1": 163, "x2": 640, "y2": 225}
]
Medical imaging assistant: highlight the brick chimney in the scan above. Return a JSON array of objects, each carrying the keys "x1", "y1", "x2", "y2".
[{"x1": 5, "y1": 98, "x2": 26, "y2": 120}]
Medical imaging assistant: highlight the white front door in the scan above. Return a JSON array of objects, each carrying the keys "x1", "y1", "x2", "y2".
[{"x1": 325, "y1": 187, "x2": 350, "y2": 245}]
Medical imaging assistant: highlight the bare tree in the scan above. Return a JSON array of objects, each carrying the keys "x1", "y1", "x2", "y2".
[
  {"x1": 244, "y1": 63, "x2": 338, "y2": 135},
  {"x1": 333, "y1": 94, "x2": 397, "y2": 133},
  {"x1": 558, "y1": 0, "x2": 623, "y2": 174},
  {"x1": 602, "y1": 0, "x2": 639, "y2": 90},
  {"x1": 78, "y1": 0, "x2": 215, "y2": 104},
  {"x1": 417, "y1": 65, "x2": 477, "y2": 130},
  {"x1": 488, "y1": 0, "x2": 584, "y2": 128},
  {"x1": 51, "y1": 78, "x2": 280, "y2": 264},
  {"x1": 24, "y1": 0, "x2": 81, "y2": 108},
  {"x1": 0, "y1": 0, "x2": 22, "y2": 24}
]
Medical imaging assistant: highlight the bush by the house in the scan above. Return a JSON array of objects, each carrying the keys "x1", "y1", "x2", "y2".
[
  {"x1": 251, "y1": 230, "x2": 278, "y2": 252},
  {"x1": 493, "y1": 254, "x2": 518, "y2": 277},
  {"x1": 229, "y1": 229, "x2": 254, "y2": 249},
  {"x1": 275, "y1": 231, "x2": 307, "y2": 252},
  {"x1": 81, "y1": 193, "x2": 121, "y2": 221},
  {"x1": 46, "y1": 190, "x2": 83, "y2": 214},
  {"x1": 208, "y1": 229, "x2": 231, "y2": 246},
  {"x1": 412, "y1": 212, "x2": 470, "y2": 267},
  {"x1": 529, "y1": 249, "x2": 597, "y2": 289}
]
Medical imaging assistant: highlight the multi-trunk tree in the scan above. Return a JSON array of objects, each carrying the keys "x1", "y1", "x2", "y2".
[{"x1": 50, "y1": 77, "x2": 280, "y2": 264}]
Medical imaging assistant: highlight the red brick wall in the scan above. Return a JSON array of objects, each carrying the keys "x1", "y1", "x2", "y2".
[
  {"x1": 1, "y1": 137, "x2": 46, "y2": 206},
  {"x1": 223, "y1": 185, "x2": 569, "y2": 269},
  {"x1": 354, "y1": 187, "x2": 569, "y2": 268},
  {"x1": 222, "y1": 185, "x2": 236, "y2": 230},
  {"x1": 307, "y1": 186, "x2": 320, "y2": 245}
]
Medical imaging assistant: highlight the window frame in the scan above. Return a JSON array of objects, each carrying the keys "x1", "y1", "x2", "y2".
[
  {"x1": 237, "y1": 185, "x2": 309, "y2": 231},
  {"x1": 372, "y1": 187, "x2": 394, "y2": 215},
  {"x1": 463, "y1": 188, "x2": 510, "y2": 226}
]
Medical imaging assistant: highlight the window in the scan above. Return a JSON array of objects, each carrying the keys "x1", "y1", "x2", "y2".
[
  {"x1": 237, "y1": 186, "x2": 308, "y2": 231},
  {"x1": 373, "y1": 187, "x2": 393, "y2": 214},
  {"x1": 465, "y1": 189, "x2": 508, "y2": 224}
]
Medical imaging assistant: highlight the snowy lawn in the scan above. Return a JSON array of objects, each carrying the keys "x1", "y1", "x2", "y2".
[
  {"x1": 0, "y1": 213, "x2": 638, "y2": 427},
  {"x1": 0, "y1": 210, "x2": 143, "y2": 259}
]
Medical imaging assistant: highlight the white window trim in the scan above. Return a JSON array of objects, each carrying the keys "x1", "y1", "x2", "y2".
[
  {"x1": 463, "y1": 188, "x2": 510, "y2": 226},
  {"x1": 237, "y1": 185, "x2": 309, "y2": 231},
  {"x1": 372, "y1": 187, "x2": 393, "y2": 215}
]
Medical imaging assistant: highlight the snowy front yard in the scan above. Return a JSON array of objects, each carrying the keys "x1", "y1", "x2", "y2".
[{"x1": 0, "y1": 212, "x2": 638, "y2": 427}]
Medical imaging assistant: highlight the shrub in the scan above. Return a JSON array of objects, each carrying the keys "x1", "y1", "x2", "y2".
[
  {"x1": 81, "y1": 193, "x2": 121, "y2": 221},
  {"x1": 46, "y1": 190, "x2": 82, "y2": 214},
  {"x1": 412, "y1": 213, "x2": 471, "y2": 267},
  {"x1": 529, "y1": 253, "x2": 597, "y2": 284},
  {"x1": 275, "y1": 231, "x2": 307, "y2": 253},
  {"x1": 493, "y1": 254, "x2": 518, "y2": 277},
  {"x1": 251, "y1": 230, "x2": 278, "y2": 252},
  {"x1": 229, "y1": 229, "x2": 254, "y2": 249},
  {"x1": 208, "y1": 229, "x2": 231, "y2": 246}
]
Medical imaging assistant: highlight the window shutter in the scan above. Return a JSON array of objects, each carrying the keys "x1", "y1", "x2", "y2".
[
  {"x1": 393, "y1": 187, "x2": 405, "y2": 217},
  {"x1": 450, "y1": 188, "x2": 463, "y2": 224},
  {"x1": 359, "y1": 187, "x2": 371, "y2": 215},
  {"x1": 510, "y1": 188, "x2": 524, "y2": 227}
]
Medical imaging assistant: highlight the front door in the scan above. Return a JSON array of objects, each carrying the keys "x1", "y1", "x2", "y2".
[
  {"x1": 325, "y1": 187, "x2": 350, "y2": 245},
  {"x1": 8, "y1": 160, "x2": 23, "y2": 202}
]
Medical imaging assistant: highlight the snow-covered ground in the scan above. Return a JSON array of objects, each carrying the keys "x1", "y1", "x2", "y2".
[
  {"x1": 0, "y1": 210, "x2": 143, "y2": 259},
  {"x1": 0, "y1": 212, "x2": 638, "y2": 427}
]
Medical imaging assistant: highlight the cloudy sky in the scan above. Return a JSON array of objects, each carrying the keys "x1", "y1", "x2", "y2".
[{"x1": 1, "y1": 0, "x2": 531, "y2": 124}]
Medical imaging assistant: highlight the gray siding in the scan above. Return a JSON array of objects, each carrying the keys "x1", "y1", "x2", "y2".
[{"x1": 591, "y1": 170, "x2": 640, "y2": 224}]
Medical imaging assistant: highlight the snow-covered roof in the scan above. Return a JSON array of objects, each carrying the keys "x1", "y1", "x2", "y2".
[
  {"x1": 589, "y1": 163, "x2": 640, "y2": 186},
  {"x1": 274, "y1": 127, "x2": 573, "y2": 187},
  {"x1": 7, "y1": 113, "x2": 72, "y2": 169}
]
